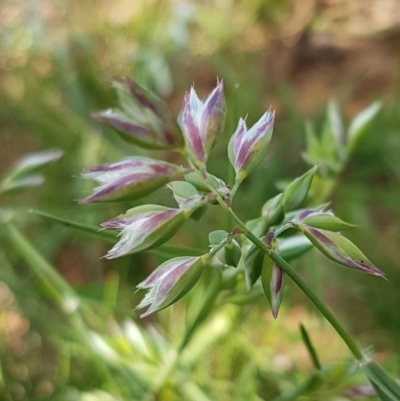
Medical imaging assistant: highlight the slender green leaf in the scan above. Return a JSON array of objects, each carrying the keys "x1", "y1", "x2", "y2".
[
  {"x1": 2, "y1": 223, "x2": 74, "y2": 306},
  {"x1": 0, "y1": 175, "x2": 45, "y2": 195},
  {"x1": 347, "y1": 101, "x2": 382, "y2": 153},
  {"x1": 31, "y1": 209, "x2": 117, "y2": 243},
  {"x1": 283, "y1": 166, "x2": 317, "y2": 212},
  {"x1": 301, "y1": 213, "x2": 356, "y2": 231},
  {"x1": 300, "y1": 324, "x2": 322, "y2": 370},
  {"x1": 4, "y1": 149, "x2": 63, "y2": 180},
  {"x1": 304, "y1": 121, "x2": 320, "y2": 158},
  {"x1": 320, "y1": 121, "x2": 337, "y2": 153},
  {"x1": 32, "y1": 209, "x2": 204, "y2": 256},
  {"x1": 327, "y1": 99, "x2": 343, "y2": 144}
]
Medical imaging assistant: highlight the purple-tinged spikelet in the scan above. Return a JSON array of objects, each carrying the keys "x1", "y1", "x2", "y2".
[
  {"x1": 178, "y1": 79, "x2": 226, "y2": 168},
  {"x1": 228, "y1": 110, "x2": 275, "y2": 183}
]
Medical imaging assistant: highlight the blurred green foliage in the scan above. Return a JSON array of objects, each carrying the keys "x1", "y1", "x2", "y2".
[{"x1": 1, "y1": 0, "x2": 400, "y2": 400}]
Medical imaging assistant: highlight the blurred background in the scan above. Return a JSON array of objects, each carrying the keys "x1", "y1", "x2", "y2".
[{"x1": 1, "y1": 0, "x2": 400, "y2": 400}]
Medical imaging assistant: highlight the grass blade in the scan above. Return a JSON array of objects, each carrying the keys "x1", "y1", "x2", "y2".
[
  {"x1": 299, "y1": 323, "x2": 322, "y2": 370},
  {"x1": 31, "y1": 209, "x2": 117, "y2": 243},
  {"x1": 3, "y1": 222, "x2": 75, "y2": 306},
  {"x1": 32, "y1": 209, "x2": 204, "y2": 256}
]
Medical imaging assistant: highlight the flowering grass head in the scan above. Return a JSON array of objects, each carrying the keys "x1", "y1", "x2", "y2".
[
  {"x1": 81, "y1": 76, "x2": 384, "y2": 324},
  {"x1": 67, "y1": 81, "x2": 398, "y2": 398}
]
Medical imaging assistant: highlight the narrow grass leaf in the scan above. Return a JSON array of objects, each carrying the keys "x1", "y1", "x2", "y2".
[
  {"x1": 3, "y1": 223, "x2": 74, "y2": 306},
  {"x1": 32, "y1": 209, "x2": 204, "y2": 256},
  {"x1": 31, "y1": 209, "x2": 117, "y2": 243},
  {"x1": 347, "y1": 101, "x2": 382, "y2": 153},
  {"x1": 300, "y1": 324, "x2": 322, "y2": 370}
]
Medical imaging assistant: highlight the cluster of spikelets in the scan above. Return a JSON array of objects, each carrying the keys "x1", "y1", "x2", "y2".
[{"x1": 80, "y1": 78, "x2": 384, "y2": 318}]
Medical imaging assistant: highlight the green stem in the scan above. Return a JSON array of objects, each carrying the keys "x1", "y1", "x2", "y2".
[
  {"x1": 230, "y1": 179, "x2": 241, "y2": 199},
  {"x1": 3, "y1": 222, "x2": 107, "y2": 328},
  {"x1": 3, "y1": 222, "x2": 74, "y2": 306},
  {"x1": 178, "y1": 233, "x2": 236, "y2": 352},
  {"x1": 272, "y1": 251, "x2": 363, "y2": 361},
  {"x1": 213, "y1": 194, "x2": 364, "y2": 361},
  {"x1": 300, "y1": 324, "x2": 322, "y2": 370},
  {"x1": 178, "y1": 269, "x2": 222, "y2": 352}
]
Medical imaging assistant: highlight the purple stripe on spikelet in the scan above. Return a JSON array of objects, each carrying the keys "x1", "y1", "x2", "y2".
[
  {"x1": 83, "y1": 159, "x2": 145, "y2": 173},
  {"x1": 201, "y1": 79, "x2": 225, "y2": 140},
  {"x1": 305, "y1": 227, "x2": 384, "y2": 277},
  {"x1": 232, "y1": 119, "x2": 247, "y2": 158},
  {"x1": 94, "y1": 112, "x2": 153, "y2": 139},
  {"x1": 124, "y1": 77, "x2": 156, "y2": 112},
  {"x1": 101, "y1": 208, "x2": 178, "y2": 232},
  {"x1": 298, "y1": 209, "x2": 315, "y2": 221},
  {"x1": 307, "y1": 227, "x2": 337, "y2": 247},
  {"x1": 137, "y1": 259, "x2": 185, "y2": 289},
  {"x1": 182, "y1": 93, "x2": 205, "y2": 162},
  {"x1": 83, "y1": 158, "x2": 177, "y2": 176},
  {"x1": 101, "y1": 212, "x2": 152, "y2": 229},
  {"x1": 232, "y1": 113, "x2": 273, "y2": 171},
  {"x1": 235, "y1": 138, "x2": 253, "y2": 170},
  {"x1": 140, "y1": 257, "x2": 198, "y2": 317},
  {"x1": 140, "y1": 209, "x2": 179, "y2": 233},
  {"x1": 161, "y1": 127, "x2": 176, "y2": 147},
  {"x1": 264, "y1": 231, "x2": 275, "y2": 248},
  {"x1": 80, "y1": 173, "x2": 156, "y2": 203},
  {"x1": 271, "y1": 265, "x2": 283, "y2": 319},
  {"x1": 155, "y1": 261, "x2": 189, "y2": 299},
  {"x1": 235, "y1": 111, "x2": 275, "y2": 170}
]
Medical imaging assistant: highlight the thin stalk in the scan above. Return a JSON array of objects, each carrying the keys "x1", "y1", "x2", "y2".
[
  {"x1": 230, "y1": 178, "x2": 241, "y2": 199},
  {"x1": 3, "y1": 222, "x2": 108, "y2": 330},
  {"x1": 3, "y1": 222, "x2": 75, "y2": 306},
  {"x1": 212, "y1": 192, "x2": 364, "y2": 361},
  {"x1": 300, "y1": 324, "x2": 322, "y2": 371},
  {"x1": 178, "y1": 233, "x2": 235, "y2": 351},
  {"x1": 178, "y1": 269, "x2": 222, "y2": 352}
]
